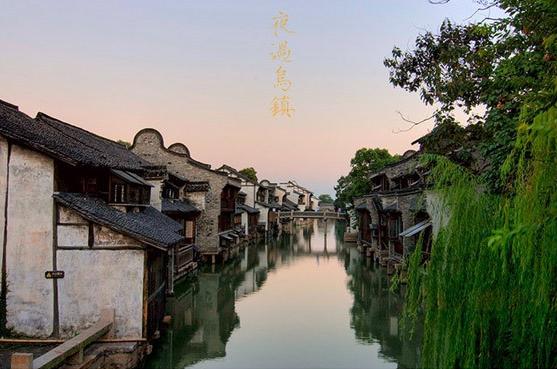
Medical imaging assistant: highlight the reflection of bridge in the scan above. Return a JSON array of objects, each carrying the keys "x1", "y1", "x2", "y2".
[{"x1": 278, "y1": 211, "x2": 346, "y2": 221}]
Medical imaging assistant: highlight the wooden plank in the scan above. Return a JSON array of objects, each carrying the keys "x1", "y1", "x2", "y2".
[{"x1": 31, "y1": 309, "x2": 113, "y2": 369}]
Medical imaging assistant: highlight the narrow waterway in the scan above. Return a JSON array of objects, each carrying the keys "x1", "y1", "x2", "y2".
[{"x1": 145, "y1": 221, "x2": 421, "y2": 369}]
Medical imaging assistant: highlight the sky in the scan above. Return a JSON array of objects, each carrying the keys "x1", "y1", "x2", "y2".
[{"x1": 0, "y1": 1, "x2": 495, "y2": 196}]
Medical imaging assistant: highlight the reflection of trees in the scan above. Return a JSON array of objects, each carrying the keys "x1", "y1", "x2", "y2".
[
  {"x1": 147, "y1": 260, "x2": 243, "y2": 369},
  {"x1": 342, "y1": 247, "x2": 422, "y2": 369},
  {"x1": 147, "y1": 224, "x2": 421, "y2": 369},
  {"x1": 146, "y1": 241, "x2": 302, "y2": 369}
]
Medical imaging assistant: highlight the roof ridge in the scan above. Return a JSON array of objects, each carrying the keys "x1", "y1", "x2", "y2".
[
  {"x1": 219, "y1": 164, "x2": 258, "y2": 184},
  {"x1": 0, "y1": 99, "x2": 18, "y2": 111},
  {"x1": 36, "y1": 112, "x2": 130, "y2": 149}
]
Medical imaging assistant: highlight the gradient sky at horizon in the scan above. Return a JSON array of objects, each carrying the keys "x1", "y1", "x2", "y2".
[{"x1": 0, "y1": 1, "x2": 494, "y2": 196}]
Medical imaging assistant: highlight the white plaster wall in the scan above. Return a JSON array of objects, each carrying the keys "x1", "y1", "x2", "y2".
[
  {"x1": 240, "y1": 212, "x2": 248, "y2": 234},
  {"x1": 255, "y1": 206, "x2": 269, "y2": 230},
  {"x1": 6, "y1": 144, "x2": 54, "y2": 337},
  {"x1": 58, "y1": 206, "x2": 86, "y2": 224},
  {"x1": 243, "y1": 184, "x2": 257, "y2": 207},
  {"x1": 286, "y1": 192, "x2": 299, "y2": 206},
  {"x1": 57, "y1": 249, "x2": 144, "y2": 338},
  {"x1": 57, "y1": 225, "x2": 88, "y2": 247},
  {"x1": 0, "y1": 136, "x2": 8, "y2": 293},
  {"x1": 274, "y1": 188, "x2": 285, "y2": 205},
  {"x1": 94, "y1": 225, "x2": 142, "y2": 247},
  {"x1": 148, "y1": 179, "x2": 162, "y2": 211}
]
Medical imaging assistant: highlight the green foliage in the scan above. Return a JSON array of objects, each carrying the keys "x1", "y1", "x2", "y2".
[
  {"x1": 384, "y1": 0, "x2": 557, "y2": 192},
  {"x1": 334, "y1": 148, "x2": 399, "y2": 209},
  {"x1": 386, "y1": 1, "x2": 557, "y2": 367},
  {"x1": 318, "y1": 194, "x2": 334, "y2": 204},
  {"x1": 405, "y1": 103, "x2": 557, "y2": 368},
  {"x1": 239, "y1": 167, "x2": 257, "y2": 182},
  {"x1": 117, "y1": 139, "x2": 131, "y2": 148}
]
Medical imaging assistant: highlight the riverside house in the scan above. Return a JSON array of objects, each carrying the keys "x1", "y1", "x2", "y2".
[
  {"x1": 259, "y1": 180, "x2": 286, "y2": 236},
  {"x1": 0, "y1": 100, "x2": 183, "y2": 340},
  {"x1": 354, "y1": 150, "x2": 432, "y2": 269},
  {"x1": 217, "y1": 165, "x2": 266, "y2": 237},
  {"x1": 279, "y1": 181, "x2": 314, "y2": 211},
  {"x1": 142, "y1": 166, "x2": 207, "y2": 291},
  {"x1": 235, "y1": 191, "x2": 259, "y2": 241},
  {"x1": 217, "y1": 166, "x2": 287, "y2": 238},
  {"x1": 131, "y1": 129, "x2": 242, "y2": 263}
]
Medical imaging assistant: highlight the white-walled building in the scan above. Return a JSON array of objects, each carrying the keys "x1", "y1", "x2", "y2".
[{"x1": 0, "y1": 100, "x2": 182, "y2": 340}]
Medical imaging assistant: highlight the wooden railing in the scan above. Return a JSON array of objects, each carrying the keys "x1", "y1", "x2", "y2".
[{"x1": 11, "y1": 309, "x2": 114, "y2": 369}]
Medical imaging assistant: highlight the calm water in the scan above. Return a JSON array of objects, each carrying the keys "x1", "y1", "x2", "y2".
[{"x1": 145, "y1": 221, "x2": 421, "y2": 369}]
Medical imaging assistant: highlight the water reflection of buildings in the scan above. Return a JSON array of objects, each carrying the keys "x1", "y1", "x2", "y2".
[
  {"x1": 342, "y1": 246, "x2": 422, "y2": 369},
  {"x1": 152, "y1": 267, "x2": 241, "y2": 369},
  {"x1": 147, "y1": 223, "x2": 421, "y2": 369},
  {"x1": 147, "y1": 239, "x2": 301, "y2": 369}
]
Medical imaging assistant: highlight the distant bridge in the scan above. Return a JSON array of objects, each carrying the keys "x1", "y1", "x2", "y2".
[{"x1": 278, "y1": 210, "x2": 347, "y2": 221}]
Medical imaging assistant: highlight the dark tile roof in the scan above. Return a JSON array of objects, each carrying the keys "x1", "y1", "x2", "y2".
[
  {"x1": 54, "y1": 192, "x2": 183, "y2": 249},
  {"x1": 237, "y1": 204, "x2": 260, "y2": 214},
  {"x1": 355, "y1": 203, "x2": 371, "y2": 211},
  {"x1": 184, "y1": 181, "x2": 210, "y2": 192},
  {"x1": 218, "y1": 164, "x2": 258, "y2": 185},
  {"x1": 282, "y1": 199, "x2": 299, "y2": 211},
  {"x1": 111, "y1": 169, "x2": 153, "y2": 187},
  {"x1": 255, "y1": 201, "x2": 273, "y2": 208},
  {"x1": 268, "y1": 201, "x2": 282, "y2": 209},
  {"x1": 161, "y1": 198, "x2": 200, "y2": 215},
  {"x1": 0, "y1": 102, "x2": 150, "y2": 170}
]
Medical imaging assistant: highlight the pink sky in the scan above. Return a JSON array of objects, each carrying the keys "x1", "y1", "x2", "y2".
[{"x1": 0, "y1": 1, "x2": 491, "y2": 195}]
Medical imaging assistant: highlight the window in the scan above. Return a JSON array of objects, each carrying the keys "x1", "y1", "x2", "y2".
[
  {"x1": 128, "y1": 185, "x2": 140, "y2": 203},
  {"x1": 112, "y1": 184, "x2": 126, "y2": 203},
  {"x1": 163, "y1": 186, "x2": 177, "y2": 199},
  {"x1": 388, "y1": 216, "x2": 402, "y2": 238},
  {"x1": 185, "y1": 220, "x2": 195, "y2": 243}
]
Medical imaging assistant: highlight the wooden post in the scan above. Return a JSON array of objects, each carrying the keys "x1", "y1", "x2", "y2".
[{"x1": 11, "y1": 353, "x2": 33, "y2": 369}]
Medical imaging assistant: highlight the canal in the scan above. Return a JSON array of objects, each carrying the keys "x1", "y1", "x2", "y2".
[{"x1": 145, "y1": 221, "x2": 421, "y2": 369}]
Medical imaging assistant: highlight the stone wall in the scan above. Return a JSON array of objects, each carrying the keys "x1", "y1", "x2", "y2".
[
  {"x1": 131, "y1": 129, "x2": 235, "y2": 254},
  {"x1": 354, "y1": 189, "x2": 424, "y2": 256},
  {"x1": 378, "y1": 190, "x2": 423, "y2": 256},
  {"x1": 382, "y1": 155, "x2": 420, "y2": 188}
]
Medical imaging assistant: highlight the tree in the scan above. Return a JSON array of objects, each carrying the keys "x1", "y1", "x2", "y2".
[
  {"x1": 117, "y1": 139, "x2": 131, "y2": 149},
  {"x1": 334, "y1": 148, "x2": 400, "y2": 209},
  {"x1": 318, "y1": 194, "x2": 334, "y2": 204},
  {"x1": 384, "y1": 0, "x2": 557, "y2": 191},
  {"x1": 239, "y1": 167, "x2": 257, "y2": 182},
  {"x1": 391, "y1": 1, "x2": 557, "y2": 368}
]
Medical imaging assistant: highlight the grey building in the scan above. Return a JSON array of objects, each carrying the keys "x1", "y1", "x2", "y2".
[{"x1": 131, "y1": 129, "x2": 242, "y2": 261}]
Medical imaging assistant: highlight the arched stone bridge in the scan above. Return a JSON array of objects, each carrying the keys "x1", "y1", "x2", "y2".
[{"x1": 278, "y1": 210, "x2": 347, "y2": 221}]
